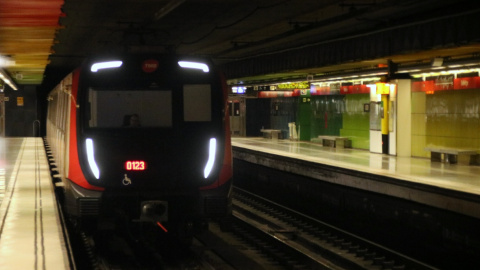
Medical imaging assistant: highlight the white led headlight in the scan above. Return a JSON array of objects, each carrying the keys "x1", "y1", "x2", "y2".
[
  {"x1": 90, "y1": 61, "x2": 123, "y2": 72},
  {"x1": 178, "y1": 61, "x2": 209, "y2": 73},
  {"x1": 204, "y1": 138, "x2": 216, "y2": 178},
  {"x1": 86, "y1": 138, "x2": 100, "y2": 179}
]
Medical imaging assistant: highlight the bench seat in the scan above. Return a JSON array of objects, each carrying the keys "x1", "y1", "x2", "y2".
[
  {"x1": 317, "y1": 135, "x2": 350, "y2": 148},
  {"x1": 424, "y1": 147, "x2": 478, "y2": 165},
  {"x1": 260, "y1": 129, "x2": 282, "y2": 140}
]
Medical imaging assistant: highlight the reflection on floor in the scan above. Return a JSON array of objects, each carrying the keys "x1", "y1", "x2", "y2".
[
  {"x1": 232, "y1": 137, "x2": 480, "y2": 196},
  {"x1": 0, "y1": 137, "x2": 69, "y2": 269}
]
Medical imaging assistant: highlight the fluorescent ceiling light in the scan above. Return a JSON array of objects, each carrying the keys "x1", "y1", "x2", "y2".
[
  {"x1": 178, "y1": 61, "x2": 209, "y2": 73},
  {"x1": 91, "y1": 61, "x2": 123, "y2": 72},
  {"x1": 0, "y1": 56, "x2": 15, "y2": 67},
  {"x1": 0, "y1": 69, "x2": 18, "y2": 90}
]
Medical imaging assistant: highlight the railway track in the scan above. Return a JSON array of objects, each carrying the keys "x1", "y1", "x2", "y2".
[
  {"x1": 70, "y1": 222, "x2": 215, "y2": 269},
  {"x1": 228, "y1": 187, "x2": 438, "y2": 270},
  {"x1": 63, "y1": 187, "x2": 439, "y2": 269}
]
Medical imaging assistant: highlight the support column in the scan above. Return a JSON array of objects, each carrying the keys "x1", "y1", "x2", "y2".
[
  {"x1": 395, "y1": 79, "x2": 412, "y2": 157},
  {"x1": 381, "y1": 94, "x2": 389, "y2": 154}
]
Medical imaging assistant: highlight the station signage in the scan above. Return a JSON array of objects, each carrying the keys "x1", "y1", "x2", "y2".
[
  {"x1": 256, "y1": 82, "x2": 310, "y2": 98},
  {"x1": 376, "y1": 83, "x2": 390, "y2": 95},
  {"x1": 310, "y1": 82, "x2": 370, "y2": 95},
  {"x1": 434, "y1": 75, "x2": 454, "y2": 90},
  {"x1": 17, "y1": 97, "x2": 24, "y2": 106},
  {"x1": 277, "y1": 82, "x2": 309, "y2": 90},
  {"x1": 412, "y1": 75, "x2": 480, "y2": 94},
  {"x1": 254, "y1": 85, "x2": 275, "y2": 91},
  {"x1": 258, "y1": 90, "x2": 302, "y2": 98}
]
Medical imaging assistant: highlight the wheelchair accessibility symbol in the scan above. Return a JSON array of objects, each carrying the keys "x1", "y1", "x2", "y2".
[{"x1": 122, "y1": 174, "x2": 132, "y2": 185}]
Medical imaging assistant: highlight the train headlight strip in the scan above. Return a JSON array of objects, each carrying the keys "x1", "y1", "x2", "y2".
[
  {"x1": 178, "y1": 61, "x2": 209, "y2": 73},
  {"x1": 204, "y1": 138, "x2": 216, "y2": 178},
  {"x1": 90, "y1": 61, "x2": 123, "y2": 72},
  {"x1": 86, "y1": 138, "x2": 100, "y2": 179}
]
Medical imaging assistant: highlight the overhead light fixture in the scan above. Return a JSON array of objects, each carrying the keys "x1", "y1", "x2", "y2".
[
  {"x1": 0, "y1": 56, "x2": 15, "y2": 67},
  {"x1": 0, "y1": 69, "x2": 18, "y2": 91}
]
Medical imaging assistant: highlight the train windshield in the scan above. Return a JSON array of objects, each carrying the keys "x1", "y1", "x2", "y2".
[
  {"x1": 87, "y1": 84, "x2": 212, "y2": 128},
  {"x1": 87, "y1": 88, "x2": 173, "y2": 128}
]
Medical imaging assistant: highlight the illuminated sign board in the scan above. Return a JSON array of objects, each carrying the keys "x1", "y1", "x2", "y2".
[
  {"x1": 231, "y1": 86, "x2": 246, "y2": 94},
  {"x1": 277, "y1": 82, "x2": 310, "y2": 90},
  {"x1": 376, "y1": 83, "x2": 390, "y2": 95}
]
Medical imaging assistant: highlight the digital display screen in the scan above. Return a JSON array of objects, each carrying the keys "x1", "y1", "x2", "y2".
[{"x1": 125, "y1": 160, "x2": 146, "y2": 171}]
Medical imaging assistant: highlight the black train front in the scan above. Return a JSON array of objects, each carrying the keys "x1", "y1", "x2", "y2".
[{"x1": 46, "y1": 54, "x2": 233, "y2": 242}]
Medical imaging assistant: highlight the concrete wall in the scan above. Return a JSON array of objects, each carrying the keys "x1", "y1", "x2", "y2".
[{"x1": 3, "y1": 85, "x2": 39, "y2": 137}]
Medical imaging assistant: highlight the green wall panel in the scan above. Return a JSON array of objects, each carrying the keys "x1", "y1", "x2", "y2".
[
  {"x1": 298, "y1": 93, "x2": 312, "y2": 141},
  {"x1": 310, "y1": 95, "x2": 344, "y2": 139},
  {"x1": 340, "y1": 94, "x2": 370, "y2": 150}
]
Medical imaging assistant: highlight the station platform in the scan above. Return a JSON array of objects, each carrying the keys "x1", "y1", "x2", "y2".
[
  {"x1": 0, "y1": 137, "x2": 70, "y2": 269},
  {"x1": 232, "y1": 137, "x2": 480, "y2": 220}
]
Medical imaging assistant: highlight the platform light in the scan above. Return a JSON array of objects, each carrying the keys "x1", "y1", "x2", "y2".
[
  {"x1": 178, "y1": 61, "x2": 209, "y2": 73},
  {"x1": 0, "y1": 56, "x2": 15, "y2": 67},
  {"x1": 204, "y1": 138, "x2": 216, "y2": 178},
  {"x1": 0, "y1": 69, "x2": 18, "y2": 90},
  {"x1": 86, "y1": 138, "x2": 100, "y2": 179},
  {"x1": 90, "y1": 61, "x2": 123, "y2": 72}
]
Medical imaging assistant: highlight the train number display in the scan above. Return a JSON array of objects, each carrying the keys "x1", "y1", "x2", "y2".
[{"x1": 125, "y1": 160, "x2": 146, "y2": 171}]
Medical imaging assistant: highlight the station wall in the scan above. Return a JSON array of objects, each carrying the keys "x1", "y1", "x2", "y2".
[
  {"x1": 310, "y1": 95, "x2": 344, "y2": 138},
  {"x1": 239, "y1": 77, "x2": 480, "y2": 159},
  {"x1": 245, "y1": 97, "x2": 296, "y2": 139},
  {"x1": 245, "y1": 98, "x2": 270, "y2": 137},
  {"x1": 308, "y1": 94, "x2": 370, "y2": 149},
  {"x1": 246, "y1": 93, "x2": 371, "y2": 149},
  {"x1": 412, "y1": 88, "x2": 480, "y2": 158},
  {"x1": 2, "y1": 85, "x2": 38, "y2": 137},
  {"x1": 340, "y1": 94, "x2": 370, "y2": 149}
]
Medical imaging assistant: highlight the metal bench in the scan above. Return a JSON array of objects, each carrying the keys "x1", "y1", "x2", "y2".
[
  {"x1": 260, "y1": 129, "x2": 282, "y2": 140},
  {"x1": 317, "y1": 135, "x2": 350, "y2": 148},
  {"x1": 424, "y1": 147, "x2": 478, "y2": 165}
]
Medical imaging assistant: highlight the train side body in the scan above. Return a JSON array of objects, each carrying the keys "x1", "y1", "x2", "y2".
[{"x1": 46, "y1": 54, "x2": 232, "y2": 233}]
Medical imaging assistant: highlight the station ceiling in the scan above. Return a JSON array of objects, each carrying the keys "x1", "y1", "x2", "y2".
[{"x1": 1, "y1": 0, "x2": 480, "y2": 93}]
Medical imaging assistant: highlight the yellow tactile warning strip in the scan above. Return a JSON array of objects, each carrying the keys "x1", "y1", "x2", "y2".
[{"x1": 0, "y1": 138, "x2": 69, "y2": 269}]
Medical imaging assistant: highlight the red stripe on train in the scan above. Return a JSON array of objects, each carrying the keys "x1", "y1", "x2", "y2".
[{"x1": 68, "y1": 69, "x2": 104, "y2": 191}]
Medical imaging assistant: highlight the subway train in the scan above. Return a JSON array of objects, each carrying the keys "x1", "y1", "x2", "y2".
[{"x1": 45, "y1": 54, "x2": 232, "y2": 240}]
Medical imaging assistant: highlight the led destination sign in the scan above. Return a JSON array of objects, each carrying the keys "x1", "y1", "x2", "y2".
[{"x1": 125, "y1": 160, "x2": 146, "y2": 171}]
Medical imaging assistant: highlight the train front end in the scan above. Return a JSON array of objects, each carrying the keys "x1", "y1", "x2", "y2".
[{"x1": 69, "y1": 55, "x2": 232, "y2": 235}]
